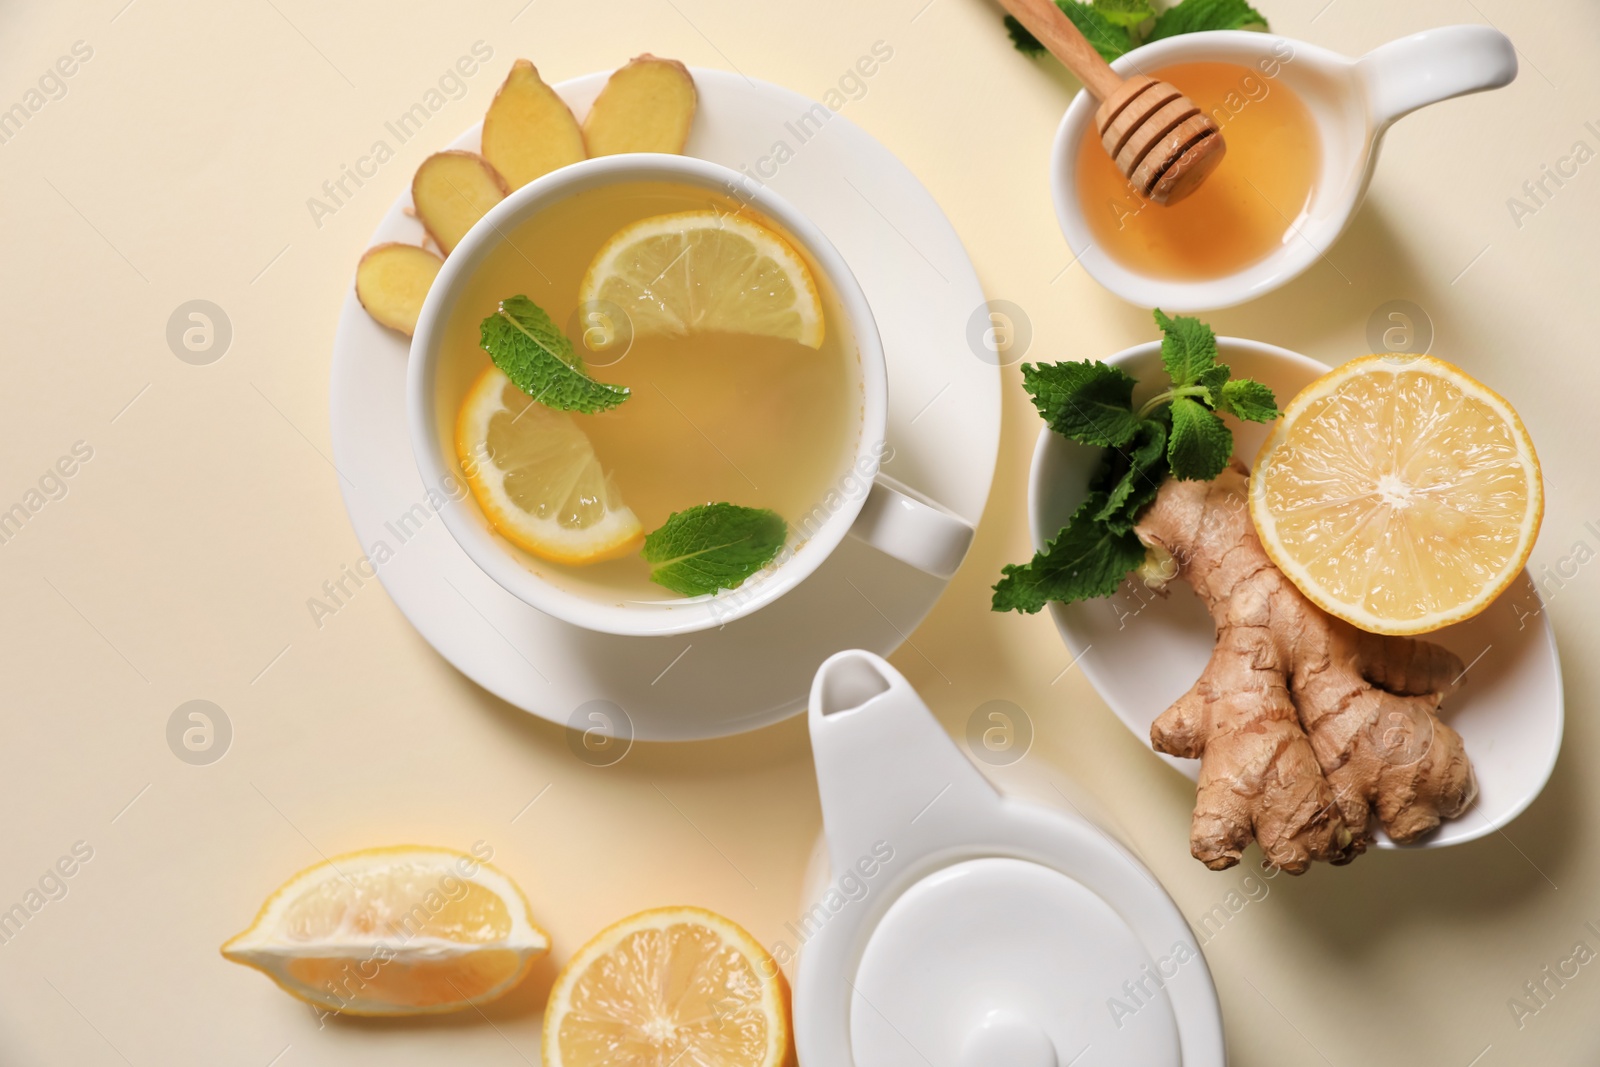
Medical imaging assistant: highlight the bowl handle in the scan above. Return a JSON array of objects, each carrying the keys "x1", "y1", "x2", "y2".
[{"x1": 1357, "y1": 25, "x2": 1517, "y2": 130}]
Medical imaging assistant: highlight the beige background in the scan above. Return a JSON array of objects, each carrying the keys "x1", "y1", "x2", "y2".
[{"x1": 1, "y1": 0, "x2": 1596, "y2": 1063}]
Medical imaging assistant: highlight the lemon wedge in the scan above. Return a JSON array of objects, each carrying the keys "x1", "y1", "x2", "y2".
[
  {"x1": 221, "y1": 845, "x2": 548, "y2": 1016},
  {"x1": 1250, "y1": 354, "x2": 1542, "y2": 635},
  {"x1": 456, "y1": 365, "x2": 644, "y2": 566},
  {"x1": 543, "y1": 906, "x2": 793, "y2": 1067},
  {"x1": 579, "y1": 210, "x2": 824, "y2": 348}
]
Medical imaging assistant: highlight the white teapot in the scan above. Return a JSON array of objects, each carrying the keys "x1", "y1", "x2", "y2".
[{"x1": 795, "y1": 650, "x2": 1225, "y2": 1066}]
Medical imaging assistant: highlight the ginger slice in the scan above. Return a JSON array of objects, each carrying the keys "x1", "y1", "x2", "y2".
[
  {"x1": 412, "y1": 150, "x2": 508, "y2": 256},
  {"x1": 1135, "y1": 462, "x2": 1477, "y2": 873},
  {"x1": 582, "y1": 54, "x2": 697, "y2": 156},
  {"x1": 481, "y1": 59, "x2": 586, "y2": 190},
  {"x1": 355, "y1": 243, "x2": 443, "y2": 336}
]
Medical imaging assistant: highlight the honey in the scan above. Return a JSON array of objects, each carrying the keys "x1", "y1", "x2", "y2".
[{"x1": 1075, "y1": 61, "x2": 1320, "y2": 281}]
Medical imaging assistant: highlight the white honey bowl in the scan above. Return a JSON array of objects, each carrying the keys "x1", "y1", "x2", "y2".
[{"x1": 1051, "y1": 26, "x2": 1517, "y2": 311}]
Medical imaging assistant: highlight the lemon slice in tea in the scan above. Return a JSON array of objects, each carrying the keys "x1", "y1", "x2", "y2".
[
  {"x1": 579, "y1": 210, "x2": 824, "y2": 348},
  {"x1": 457, "y1": 365, "x2": 644, "y2": 566}
]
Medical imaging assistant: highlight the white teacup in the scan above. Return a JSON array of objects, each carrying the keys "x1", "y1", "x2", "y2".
[
  {"x1": 409, "y1": 154, "x2": 974, "y2": 637},
  {"x1": 1052, "y1": 26, "x2": 1517, "y2": 311}
]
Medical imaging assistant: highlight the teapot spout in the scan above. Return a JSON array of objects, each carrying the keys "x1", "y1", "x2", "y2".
[{"x1": 808, "y1": 651, "x2": 1000, "y2": 875}]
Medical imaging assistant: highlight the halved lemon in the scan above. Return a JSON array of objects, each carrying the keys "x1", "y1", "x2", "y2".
[
  {"x1": 579, "y1": 210, "x2": 825, "y2": 348},
  {"x1": 456, "y1": 365, "x2": 644, "y2": 565},
  {"x1": 543, "y1": 906, "x2": 793, "y2": 1067},
  {"x1": 221, "y1": 845, "x2": 548, "y2": 1016},
  {"x1": 1250, "y1": 354, "x2": 1542, "y2": 635}
]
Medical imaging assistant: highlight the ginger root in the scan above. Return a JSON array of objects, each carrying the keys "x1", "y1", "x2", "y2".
[
  {"x1": 1134, "y1": 461, "x2": 1477, "y2": 873},
  {"x1": 354, "y1": 243, "x2": 443, "y2": 336},
  {"x1": 481, "y1": 59, "x2": 586, "y2": 191},
  {"x1": 411, "y1": 150, "x2": 508, "y2": 256},
  {"x1": 582, "y1": 54, "x2": 697, "y2": 156}
]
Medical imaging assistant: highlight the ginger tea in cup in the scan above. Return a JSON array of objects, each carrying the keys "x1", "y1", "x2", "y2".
[{"x1": 433, "y1": 178, "x2": 861, "y2": 606}]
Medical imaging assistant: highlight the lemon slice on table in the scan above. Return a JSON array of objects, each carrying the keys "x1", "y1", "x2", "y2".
[
  {"x1": 456, "y1": 365, "x2": 644, "y2": 566},
  {"x1": 1250, "y1": 354, "x2": 1542, "y2": 636},
  {"x1": 579, "y1": 210, "x2": 825, "y2": 348},
  {"x1": 543, "y1": 906, "x2": 793, "y2": 1067},
  {"x1": 221, "y1": 846, "x2": 548, "y2": 1016}
]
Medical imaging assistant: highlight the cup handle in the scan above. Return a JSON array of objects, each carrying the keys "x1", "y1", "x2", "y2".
[
  {"x1": 848, "y1": 474, "x2": 974, "y2": 580},
  {"x1": 1357, "y1": 25, "x2": 1517, "y2": 131}
]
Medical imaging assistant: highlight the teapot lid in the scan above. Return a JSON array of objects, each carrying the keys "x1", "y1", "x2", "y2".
[
  {"x1": 850, "y1": 856, "x2": 1185, "y2": 1065},
  {"x1": 797, "y1": 651, "x2": 1222, "y2": 1067}
]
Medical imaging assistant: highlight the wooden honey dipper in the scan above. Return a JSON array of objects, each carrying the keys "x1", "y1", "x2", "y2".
[{"x1": 1000, "y1": 0, "x2": 1226, "y2": 205}]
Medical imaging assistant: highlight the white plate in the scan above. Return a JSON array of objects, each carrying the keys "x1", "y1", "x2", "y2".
[
  {"x1": 1027, "y1": 339, "x2": 1564, "y2": 848},
  {"x1": 328, "y1": 69, "x2": 1000, "y2": 740}
]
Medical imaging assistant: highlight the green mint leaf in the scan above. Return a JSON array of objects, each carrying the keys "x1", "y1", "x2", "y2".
[
  {"x1": 1093, "y1": 417, "x2": 1169, "y2": 533},
  {"x1": 1059, "y1": 1, "x2": 1137, "y2": 60},
  {"x1": 480, "y1": 295, "x2": 629, "y2": 414},
  {"x1": 1022, "y1": 361, "x2": 1142, "y2": 447},
  {"x1": 1196, "y1": 363, "x2": 1230, "y2": 404},
  {"x1": 1216, "y1": 378, "x2": 1280, "y2": 422},
  {"x1": 1148, "y1": 0, "x2": 1268, "y2": 40},
  {"x1": 1006, "y1": 2, "x2": 1134, "y2": 62},
  {"x1": 642, "y1": 503, "x2": 787, "y2": 597},
  {"x1": 1093, "y1": 0, "x2": 1155, "y2": 29},
  {"x1": 992, "y1": 492, "x2": 1147, "y2": 612},
  {"x1": 1153, "y1": 308, "x2": 1221, "y2": 390},
  {"x1": 1004, "y1": 15, "x2": 1047, "y2": 55},
  {"x1": 1167, "y1": 396, "x2": 1234, "y2": 480}
]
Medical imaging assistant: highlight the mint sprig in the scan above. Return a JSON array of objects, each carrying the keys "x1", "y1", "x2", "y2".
[
  {"x1": 1167, "y1": 396, "x2": 1235, "y2": 481},
  {"x1": 1007, "y1": 0, "x2": 1268, "y2": 62},
  {"x1": 993, "y1": 310, "x2": 1278, "y2": 611},
  {"x1": 1007, "y1": 2, "x2": 1133, "y2": 62},
  {"x1": 1022, "y1": 360, "x2": 1142, "y2": 447},
  {"x1": 1217, "y1": 378, "x2": 1279, "y2": 422},
  {"x1": 1090, "y1": 415, "x2": 1167, "y2": 533},
  {"x1": 1145, "y1": 0, "x2": 1267, "y2": 41},
  {"x1": 642, "y1": 503, "x2": 787, "y2": 597},
  {"x1": 479, "y1": 295, "x2": 629, "y2": 414},
  {"x1": 1093, "y1": 0, "x2": 1157, "y2": 29},
  {"x1": 993, "y1": 492, "x2": 1148, "y2": 613}
]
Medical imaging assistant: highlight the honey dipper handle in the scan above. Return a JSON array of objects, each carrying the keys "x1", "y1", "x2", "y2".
[{"x1": 998, "y1": 0, "x2": 1126, "y2": 100}]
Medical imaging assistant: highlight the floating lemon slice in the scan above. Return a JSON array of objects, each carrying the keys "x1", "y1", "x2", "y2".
[
  {"x1": 456, "y1": 365, "x2": 644, "y2": 566},
  {"x1": 221, "y1": 846, "x2": 548, "y2": 1016},
  {"x1": 579, "y1": 210, "x2": 824, "y2": 348},
  {"x1": 1250, "y1": 354, "x2": 1542, "y2": 635},
  {"x1": 543, "y1": 906, "x2": 793, "y2": 1067}
]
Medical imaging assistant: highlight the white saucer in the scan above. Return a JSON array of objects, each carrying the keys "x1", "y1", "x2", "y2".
[
  {"x1": 328, "y1": 69, "x2": 1000, "y2": 740},
  {"x1": 1027, "y1": 339, "x2": 1564, "y2": 848}
]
